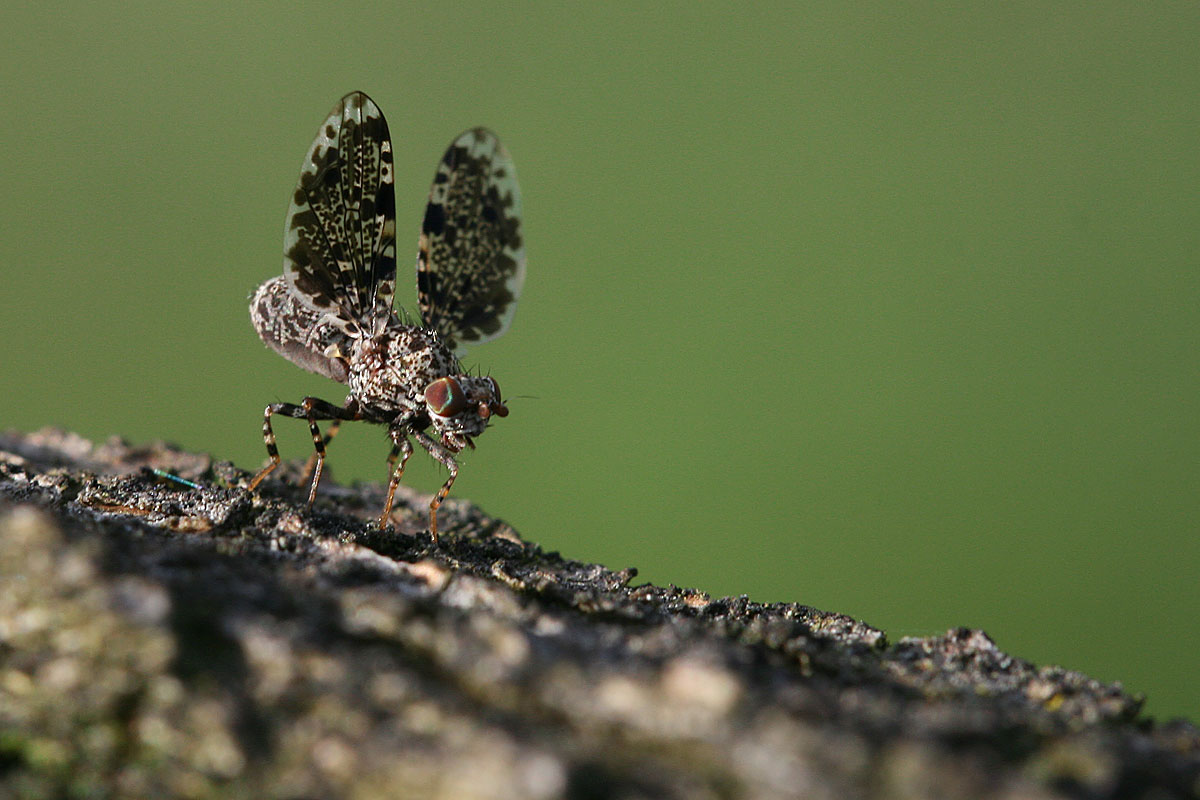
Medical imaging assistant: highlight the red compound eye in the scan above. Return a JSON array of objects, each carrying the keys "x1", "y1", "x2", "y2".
[{"x1": 425, "y1": 377, "x2": 466, "y2": 417}]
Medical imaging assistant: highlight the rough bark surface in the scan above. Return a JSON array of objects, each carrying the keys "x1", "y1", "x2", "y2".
[{"x1": 0, "y1": 427, "x2": 1197, "y2": 800}]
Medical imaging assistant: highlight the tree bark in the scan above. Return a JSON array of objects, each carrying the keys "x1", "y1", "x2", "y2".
[{"x1": 0, "y1": 428, "x2": 1196, "y2": 799}]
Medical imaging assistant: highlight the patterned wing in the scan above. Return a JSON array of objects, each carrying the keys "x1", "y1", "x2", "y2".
[
  {"x1": 417, "y1": 128, "x2": 524, "y2": 352},
  {"x1": 283, "y1": 92, "x2": 397, "y2": 336}
]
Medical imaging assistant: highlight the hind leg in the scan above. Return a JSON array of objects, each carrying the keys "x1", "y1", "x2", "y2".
[
  {"x1": 300, "y1": 419, "x2": 340, "y2": 485},
  {"x1": 246, "y1": 398, "x2": 361, "y2": 507}
]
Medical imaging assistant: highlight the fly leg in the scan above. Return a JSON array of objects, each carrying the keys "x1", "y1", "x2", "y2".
[
  {"x1": 411, "y1": 429, "x2": 460, "y2": 546},
  {"x1": 298, "y1": 397, "x2": 360, "y2": 487},
  {"x1": 380, "y1": 428, "x2": 414, "y2": 528},
  {"x1": 246, "y1": 397, "x2": 361, "y2": 508},
  {"x1": 300, "y1": 420, "x2": 341, "y2": 485}
]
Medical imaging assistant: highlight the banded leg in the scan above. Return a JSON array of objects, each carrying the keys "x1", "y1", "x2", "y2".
[
  {"x1": 412, "y1": 429, "x2": 460, "y2": 545},
  {"x1": 300, "y1": 419, "x2": 342, "y2": 485},
  {"x1": 245, "y1": 398, "x2": 360, "y2": 507},
  {"x1": 298, "y1": 397, "x2": 360, "y2": 485},
  {"x1": 380, "y1": 432, "x2": 414, "y2": 529}
]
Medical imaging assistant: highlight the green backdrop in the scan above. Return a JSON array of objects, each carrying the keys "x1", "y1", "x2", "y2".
[{"x1": 2, "y1": 3, "x2": 1197, "y2": 721}]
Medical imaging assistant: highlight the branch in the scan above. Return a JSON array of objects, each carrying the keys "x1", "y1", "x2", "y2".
[{"x1": 0, "y1": 428, "x2": 1195, "y2": 799}]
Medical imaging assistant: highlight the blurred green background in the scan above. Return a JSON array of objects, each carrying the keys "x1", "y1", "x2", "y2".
[{"x1": 2, "y1": 3, "x2": 1196, "y2": 720}]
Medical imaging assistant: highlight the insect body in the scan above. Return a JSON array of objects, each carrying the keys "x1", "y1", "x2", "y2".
[{"x1": 247, "y1": 92, "x2": 523, "y2": 542}]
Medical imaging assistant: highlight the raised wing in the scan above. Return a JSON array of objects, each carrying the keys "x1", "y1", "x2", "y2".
[
  {"x1": 416, "y1": 128, "x2": 524, "y2": 352},
  {"x1": 283, "y1": 92, "x2": 397, "y2": 337}
]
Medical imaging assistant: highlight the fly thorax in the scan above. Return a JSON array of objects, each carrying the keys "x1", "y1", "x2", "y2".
[{"x1": 347, "y1": 324, "x2": 461, "y2": 414}]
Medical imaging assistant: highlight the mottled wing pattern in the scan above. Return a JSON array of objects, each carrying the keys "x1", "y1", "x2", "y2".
[
  {"x1": 417, "y1": 128, "x2": 524, "y2": 352},
  {"x1": 283, "y1": 92, "x2": 397, "y2": 336}
]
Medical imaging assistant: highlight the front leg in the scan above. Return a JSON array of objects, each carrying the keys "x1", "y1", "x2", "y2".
[
  {"x1": 411, "y1": 429, "x2": 459, "y2": 545},
  {"x1": 246, "y1": 397, "x2": 361, "y2": 507},
  {"x1": 380, "y1": 426, "x2": 414, "y2": 528}
]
